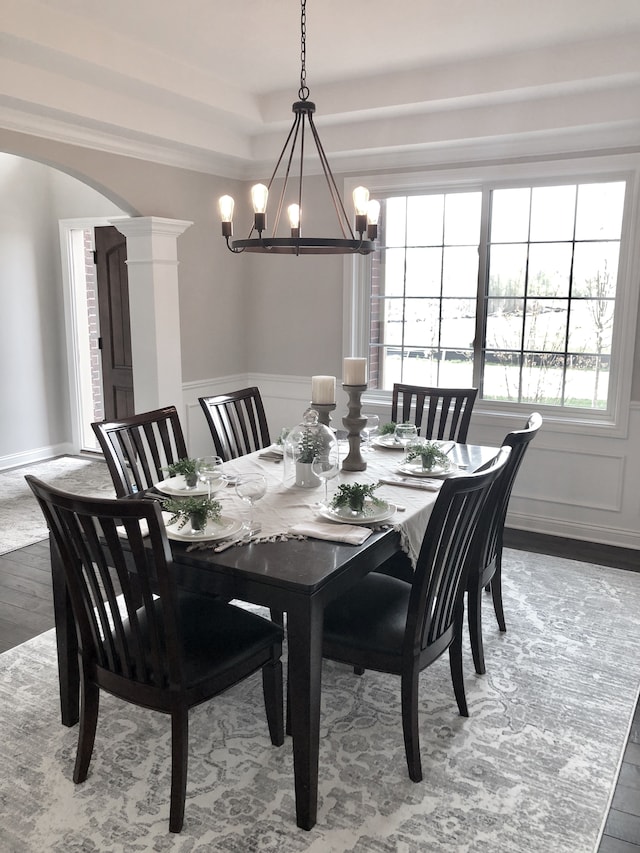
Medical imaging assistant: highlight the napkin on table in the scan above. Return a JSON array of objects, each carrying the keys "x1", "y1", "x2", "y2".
[
  {"x1": 288, "y1": 522, "x2": 373, "y2": 545},
  {"x1": 378, "y1": 476, "x2": 442, "y2": 491}
]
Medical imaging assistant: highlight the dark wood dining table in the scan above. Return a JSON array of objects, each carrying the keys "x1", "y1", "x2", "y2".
[{"x1": 50, "y1": 442, "x2": 497, "y2": 830}]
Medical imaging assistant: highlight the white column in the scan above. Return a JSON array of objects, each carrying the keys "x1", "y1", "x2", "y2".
[{"x1": 110, "y1": 217, "x2": 192, "y2": 414}]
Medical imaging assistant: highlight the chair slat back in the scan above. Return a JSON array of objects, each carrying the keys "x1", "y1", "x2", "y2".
[
  {"x1": 472, "y1": 412, "x2": 542, "y2": 573},
  {"x1": 26, "y1": 476, "x2": 181, "y2": 689},
  {"x1": 391, "y1": 384, "x2": 478, "y2": 442},
  {"x1": 92, "y1": 406, "x2": 188, "y2": 497},
  {"x1": 405, "y1": 447, "x2": 511, "y2": 657},
  {"x1": 199, "y1": 387, "x2": 271, "y2": 461}
]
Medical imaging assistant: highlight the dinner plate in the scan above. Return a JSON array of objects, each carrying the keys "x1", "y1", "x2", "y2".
[
  {"x1": 397, "y1": 462, "x2": 452, "y2": 478},
  {"x1": 165, "y1": 516, "x2": 243, "y2": 542},
  {"x1": 318, "y1": 500, "x2": 396, "y2": 524},
  {"x1": 155, "y1": 476, "x2": 211, "y2": 497},
  {"x1": 374, "y1": 434, "x2": 404, "y2": 449}
]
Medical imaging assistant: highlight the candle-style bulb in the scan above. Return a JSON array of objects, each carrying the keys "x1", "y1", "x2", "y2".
[
  {"x1": 219, "y1": 195, "x2": 234, "y2": 222},
  {"x1": 288, "y1": 203, "x2": 300, "y2": 228},
  {"x1": 353, "y1": 186, "x2": 370, "y2": 236},
  {"x1": 251, "y1": 184, "x2": 269, "y2": 214},
  {"x1": 251, "y1": 183, "x2": 268, "y2": 234},
  {"x1": 367, "y1": 199, "x2": 380, "y2": 240},
  {"x1": 367, "y1": 199, "x2": 380, "y2": 225},
  {"x1": 219, "y1": 195, "x2": 234, "y2": 238},
  {"x1": 353, "y1": 186, "x2": 370, "y2": 215}
]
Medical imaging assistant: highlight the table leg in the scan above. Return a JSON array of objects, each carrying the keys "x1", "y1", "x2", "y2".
[
  {"x1": 50, "y1": 535, "x2": 79, "y2": 726},
  {"x1": 286, "y1": 598, "x2": 324, "y2": 831}
]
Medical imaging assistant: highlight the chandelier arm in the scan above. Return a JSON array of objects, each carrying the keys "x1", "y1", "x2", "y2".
[
  {"x1": 224, "y1": 236, "x2": 246, "y2": 254},
  {"x1": 265, "y1": 116, "x2": 300, "y2": 194},
  {"x1": 273, "y1": 112, "x2": 303, "y2": 237},
  {"x1": 307, "y1": 114, "x2": 355, "y2": 239}
]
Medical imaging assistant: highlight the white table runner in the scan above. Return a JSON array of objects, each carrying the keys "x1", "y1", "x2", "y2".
[{"x1": 189, "y1": 443, "x2": 444, "y2": 567}]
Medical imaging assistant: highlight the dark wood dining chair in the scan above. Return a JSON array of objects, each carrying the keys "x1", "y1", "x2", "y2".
[
  {"x1": 199, "y1": 387, "x2": 271, "y2": 462},
  {"x1": 321, "y1": 446, "x2": 510, "y2": 783},
  {"x1": 26, "y1": 475, "x2": 284, "y2": 833},
  {"x1": 466, "y1": 412, "x2": 543, "y2": 675},
  {"x1": 92, "y1": 406, "x2": 188, "y2": 497},
  {"x1": 391, "y1": 384, "x2": 478, "y2": 443}
]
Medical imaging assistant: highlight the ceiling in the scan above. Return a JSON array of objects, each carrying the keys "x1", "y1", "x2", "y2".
[{"x1": 3, "y1": 0, "x2": 640, "y2": 177}]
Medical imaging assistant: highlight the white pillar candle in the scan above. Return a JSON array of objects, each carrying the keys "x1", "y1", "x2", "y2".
[
  {"x1": 343, "y1": 357, "x2": 367, "y2": 386},
  {"x1": 311, "y1": 375, "x2": 336, "y2": 404}
]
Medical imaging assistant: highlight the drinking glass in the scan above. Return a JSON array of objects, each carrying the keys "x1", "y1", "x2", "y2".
[
  {"x1": 235, "y1": 474, "x2": 267, "y2": 535},
  {"x1": 363, "y1": 413, "x2": 380, "y2": 450},
  {"x1": 311, "y1": 452, "x2": 340, "y2": 504},
  {"x1": 196, "y1": 456, "x2": 225, "y2": 499},
  {"x1": 394, "y1": 422, "x2": 418, "y2": 449}
]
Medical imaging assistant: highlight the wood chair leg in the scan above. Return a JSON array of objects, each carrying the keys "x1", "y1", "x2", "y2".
[
  {"x1": 401, "y1": 668, "x2": 422, "y2": 782},
  {"x1": 73, "y1": 676, "x2": 99, "y2": 783},
  {"x1": 285, "y1": 665, "x2": 291, "y2": 737},
  {"x1": 468, "y1": 582, "x2": 486, "y2": 676},
  {"x1": 169, "y1": 708, "x2": 189, "y2": 833},
  {"x1": 491, "y1": 560, "x2": 506, "y2": 632},
  {"x1": 262, "y1": 659, "x2": 285, "y2": 746},
  {"x1": 449, "y1": 616, "x2": 469, "y2": 718},
  {"x1": 353, "y1": 666, "x2": 365, "y2": 676},
  {"x1": 270, "y1": 609, "x2": 285, "y2": 627}
]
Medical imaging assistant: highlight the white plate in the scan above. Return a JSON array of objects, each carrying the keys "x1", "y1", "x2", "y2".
[
  {"x1": 319, "y1": 500, "x2": 396, "y2": 524},
  {"x1": 155, "y1": 476, "x2": 210, "y2": 497},
  {"x1": 374, "y1": 435, "x2": 404, "y2": 449},
  {"x1": 165, "y1": 516, "x2": 243, "y2": 542},
  {"x1": 397, "y1": 462, "x2": 452, "y2": 478}
]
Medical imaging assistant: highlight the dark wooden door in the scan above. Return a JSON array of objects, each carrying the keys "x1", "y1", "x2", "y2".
[{"x1": 95, "y1": 226, "x2": 134, "y2": 420}]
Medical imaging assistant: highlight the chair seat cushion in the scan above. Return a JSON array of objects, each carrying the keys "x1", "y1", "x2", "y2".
[
  {"x1": 323, "y1": 573, "x2": 411, "y2": 658},
  {"x1": 127, "y1": 592, "x2": 283, "y2": 687}
]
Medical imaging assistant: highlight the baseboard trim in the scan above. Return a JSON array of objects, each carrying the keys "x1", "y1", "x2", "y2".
[{"x1": 0, "y1": 443, "x2": 74, "y2": 472}]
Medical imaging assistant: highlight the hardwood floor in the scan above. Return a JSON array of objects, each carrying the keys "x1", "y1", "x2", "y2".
[{"x1": 1, "y1": 529, "x2": 638, "y2": 849}]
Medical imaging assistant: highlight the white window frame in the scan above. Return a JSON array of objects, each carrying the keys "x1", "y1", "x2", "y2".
[{"x1": 343, "y1": 154, "x2": 640, "y2": 439}]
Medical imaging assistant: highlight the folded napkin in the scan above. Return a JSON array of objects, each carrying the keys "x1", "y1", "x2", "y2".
[
  {"x1": 288, "y1": 522, "x2": 373, "y2": 545},
  {"x1": 259, "y1": 445, "x2": 284, "y2": 459},
  {"x1": 379, "y1": 476, "x2": 442, "y2": 491}
]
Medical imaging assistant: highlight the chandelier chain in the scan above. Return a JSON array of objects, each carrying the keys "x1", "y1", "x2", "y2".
[{"x1": 299, "y1": 0, "x2": 309, "y2": 100}]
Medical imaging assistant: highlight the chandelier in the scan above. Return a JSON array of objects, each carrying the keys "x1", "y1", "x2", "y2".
[{"x1": 218, "y1": 0, "x2": 379, "y2": 255}]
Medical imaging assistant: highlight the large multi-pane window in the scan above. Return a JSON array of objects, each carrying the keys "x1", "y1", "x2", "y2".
[{"x1": 367, "y1": 179, "x2": 626, "y2": 411}]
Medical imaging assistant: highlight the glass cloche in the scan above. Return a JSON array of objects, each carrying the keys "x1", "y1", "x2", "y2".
[{"x1": 283, "y1": 408, "x2": 337, "y2": 488}]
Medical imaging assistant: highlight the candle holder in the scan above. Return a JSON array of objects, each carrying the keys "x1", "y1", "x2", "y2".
[
  {"x1": 311, "y1": 402, "x2": 336, "y2": 428},
  {"x1": 341, "y1": 384, "x2": 367, "y2": 471}
]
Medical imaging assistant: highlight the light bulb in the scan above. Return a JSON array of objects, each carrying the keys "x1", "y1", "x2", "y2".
[
  {"x1": 366, "y1": 199, "x2": 380, "y2": 240},
  {"x1": 288, "y1": 203, "x2": 301, "y2": 228},
  {"x1": 367, "y1": 199, "x2": 380, "y2": 225},
  {"x1": 353, "y1": 186, "x2": 370, "y2": 216},
  {"x1": 218, "y1": 195, "x2": 234, "y2": 223},
  {"x1": 251, "y1": 183, "x2": 269, "y2": 214}
]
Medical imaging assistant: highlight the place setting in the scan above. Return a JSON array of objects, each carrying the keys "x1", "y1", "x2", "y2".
[{"x1": 147, "y1": 456, "x2": 266, "y2": 548}]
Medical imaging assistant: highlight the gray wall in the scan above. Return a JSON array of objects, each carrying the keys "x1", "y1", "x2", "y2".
[{"x1": 0, "y1": 154, "x2": 123, "y2": 459}]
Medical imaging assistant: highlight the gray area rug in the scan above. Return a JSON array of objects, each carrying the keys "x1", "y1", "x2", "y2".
[
  {"x1": 1, "y1": 550, "x2": 640, "y2": 852},
  {"x1": 0, "y1": 456, "x2": 116, "y2": 555}
]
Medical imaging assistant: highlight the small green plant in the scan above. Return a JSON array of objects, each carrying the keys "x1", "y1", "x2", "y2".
[
  {"x1": 404, "y1": 441, "x2": 450, "y2": 471},
  {"x1": 298, "y1": 428, "x2": 324, "y2": 463},
  {"x1": 330, "y1": 481, "x2": 384, "y2": 514},
  {"x1": 163, "y1": 495, "x2": 222, "y2": 531},
  {"x1": 379, "y1": 422, "x2": 397, "y2": 436},
  {"x1": 165, "y1": 458, "x2": 199, "y2": 486}
]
